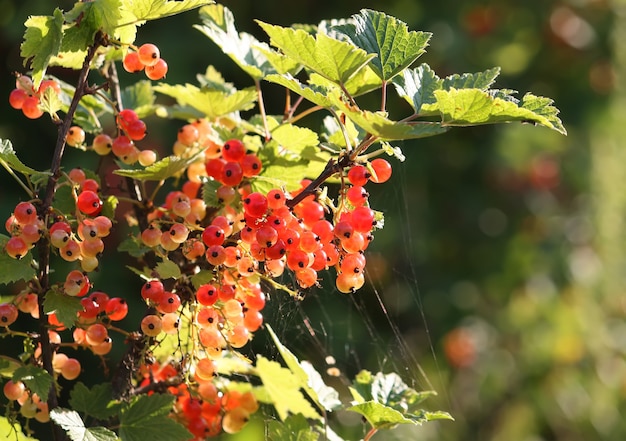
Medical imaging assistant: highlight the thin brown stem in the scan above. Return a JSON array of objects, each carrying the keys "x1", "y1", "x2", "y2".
[
  {"x1": 37, "y1": 31, "x2": 105, "y2": 441},
  {"x1": 255, "y1": 79, "x2": 271, "y2": 141}
]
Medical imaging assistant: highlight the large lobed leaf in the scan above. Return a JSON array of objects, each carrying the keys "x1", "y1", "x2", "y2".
[
  {"x1": 154, "y1": 83, "x2": 257, "y2": 119},
  {"x1": 195, "y1": 4, "x2": 299, "y2": 79},
  {"x1": 20, "y1": 8, "x2": 64, "y2": 88},
  {"x1": 119, "y1": 394, "x2": 192, "y2": 441},
  {"x1": 334, "y1": 9, "x2": 431, "y2": 82},
  {"x1": 43, "y1": 289, "x2": 82, "y2": 328},
  {"x1": 12, "y1": 366, "x2": 53, "y2": 401},
  {"x1": 258, "y1": 21, "x2": 376, "y2": 86},
  {"x1": 50, "y1": 409, "x2": 117, "y2": 441}
]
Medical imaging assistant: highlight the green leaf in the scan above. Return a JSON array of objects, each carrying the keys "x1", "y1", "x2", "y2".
[
  {"x1": 264, "y1": 74, "x2": 332, "y2": 108},
  {"x1": 201, "y1": 178, "x2": 222, "y2": 208},
  {"x1": 267, "y1": 414, "x2": 320, "y2": 441},
  {"x1": 393, "y1": 64, "x2": 442, "y2": 114},
  {"x1": 309, "y1": 66, "x2": 382, "y2": 98},
  {"x1": 52, "y1": 185, "x2": 76, "y2": 215},
  {"x1": 69, "y1": 383, "x2": 122, "y2": 420},
  {"x1": 43, "y1": 289, "x2": 82, "y2": 328},
  {"x1": 155, "y1": 259, "x2": 181, "y2": 279},
  {"x1": 122, "y1": 0, "x2": 213, "y2": 24},
  {"x1": 271, "y1": 124, "x2": 319, "y2": 154},
  {"x1": 266, "y1": 325, "x2": 341, "y2": 412},
  {"x1": 442, "y1": 67, "x2": 500, "y2": 91},
  {"x1": 20, "y1": 8, "x2": 64, "y2": 88},
  {"x1": 39, "y1": 86, "x2": 64, "y2": 117},
  {"x1": 101, "y1": 195, "x2": 118, "y2": 219},
  {"x1": 258, "y1": 21, "x2": 376, "y2": 85},
  {"x1": 118, "y1": 235, "x2": 150, "y2": 258},
  {"x1": 434, "y1": 88, "x2": 566, "y2": 134},
  {"x1": 0, "y1": 356, "x2": 22, "y2": 378},
  {"x1": 191, "y1": 270, "x2": 214, "y2": 290},
  {"x1": 348, "y1": 401, "x2": 420, "y2": 429},
  {"x1": 0, "y1": 235, "x2": 37, "y2": 285},
  {"x1": 255, "y1": 356, "x2": 321, "y2": 421},
  {"x1": 0, "y1": 139, "x2": 48, "y2": 177},
  {"x1": 0, "y1": 416, "x2": 38, "y2": 441},
  {"x1": 196, "y1": 4, "x2": 295, "y2": 79},
  {"x1": 154, "y1": 83, "x2": 257, "y2": 119},
  {"x1": 328, "y1": 93, "x2": 447, "y2": 141},
  {"x1": 50, "y1": 408, "x2": 117, "y2": 441},
  {"x1": 119, "y1": 394, "x2": 192, "y2": 441},
  {"x1": 334, "y1": 9, "x2": 431, "y2": 81},
  {"x1": 255, "y1": 142, "x2": 327, "y2": 191},
  {"x1": 114, "y1": 151, "x2": 203, "y2": 181},
  {"x1": 12, "y1": 366, "x2": 53, "y2": 400},
  {"x1": 121, "y1": 80, "x2": 156, "y2": 118}
]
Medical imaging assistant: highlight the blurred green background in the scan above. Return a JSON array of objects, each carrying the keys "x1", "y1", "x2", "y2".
[{"x1": 1, "y1": 0, "x2": 625, "y2": 440}]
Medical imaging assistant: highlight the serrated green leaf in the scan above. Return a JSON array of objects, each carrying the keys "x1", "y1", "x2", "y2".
[
  {"x1": 122, "y1": 0, "x2": 213, "y2": 24},
  {"x1": 271, "y1": 124, "x2": 319, "y2": 154},
  {"x1": 191, "y1": 270, "x2": 214, "y2": 290},
  {"x1": 12, "y1": 366, "x2": 53, "y2": 400},
  {"x1": 256, "y1": 143, "x2": 327, "y2": 191},
  {"x1": 264, "y1": 74, "x2": 332, "y2": 108},
  {"x1": 120, "y1": 394, "x2": 192, "y2": 441},
  {"x1": 434, "y1": 88, "x2": 566, "y2": 134},
  {"x1": 201, "y1": 179, "x2": 222, "y2": 208},
  {"x1": 334, "y1": 9, "x2": 431, "y2": 81},
  {"x1": 51, "y1": 408, "x2": 117, "y2": 441},
  {"x1": 155, "y1": 259, "x2": 181, "y2": 279},
  {"x1": 0, "y1": 139, "x2": 49, "y2": 177},
  {"x1": 69, "y1": 383, "x2": 122, "y2": 420},
  {"x1": 442, "y1": 67, "x2": 500, "y2": 91},
  {"x1": 309, "y1": 66, "x2": 382, "y2": 98},
  {"x1": 328, "y1": 93, "x2": 447, "y2": 141},
  {"x1": 393, "y1": 63, "x2": 441, "y2": 114},
  {"x1": 267, "y1": 414, "x2": 320, "y2": 441},
  {"x1": 258, "y1": 21, "x2": 376, "y2": 85},
  {"x1": 196, "y1": 4, "x2": 291, "y2": 79},
  {"x1": 39, "y1": 87, "x2": 64, "y2": 117},
  {"x1": 154, "y1": 83, "x2": 257, "y2": 119},
  {"x1": 266, "y1": 325, "x2": 341, "y2": 412},
  {"x1": 256, "y1": 356, "x2": 321, "y2": 421},
  {"x1": 43, "y1": 289, "x2": 82, "y2": 328},
  {"x1": 20, "y1": 9, "x2": 64, "y2": 88},
  {"x1": 121, "y1": 81, "x2": 156, "y2": 118},
  {"x1": 101, "y1": 195, "x2": 118, "y2": 219},
  {"x1": 113, "y1": 151, "x2": 203, "y2": 181},
  {"x1": 0, "y1": 416, "x2": 38, "y2": 441},
  {"x1": 0, "y1": 235, "x2": 37, "y2": 285},
  {"x1": 347, "y1": 401, "x2": 418, "y2": 429}
]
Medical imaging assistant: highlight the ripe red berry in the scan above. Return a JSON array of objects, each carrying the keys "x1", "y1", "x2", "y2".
[
  {"x1": 241, "y1": 154, "x2": 262, "y2": 177},
  {"x1": 0, "y1": 303, "x2": 19, "y2": 327},
  {"x1": 76, "y1": 190, "x2": 103, "y2": 216},
  {"x1": 243, "y1": 193, "x2": 268, "y2": 218},
  {"x1": 220, "y1": 161, "x2": 244, "y2": 186},
  {"x1": 348, "y1": 165, "x2": 371, "y2": 186},
  {"x1": 5, "y1": 236, "x2": 29, "y2": 259},
  {"x1": 21, "y1": 96, "x2": 43, "y2": 119},
  {"x1": 123, "y1": 51, "x2": 144, "y2": 73},
  {"x1": 66, "y1": 126, "x2": 86, "y2": 147},
  {"x1": 369, "y1": 158, "x2": 392, "y2": 183},
  {"x1": 222, "y1": 139, "x2": 246, "y2": 162},
  {"x1": 9, "y1": 88, "x2": 28, "y2": 109},
  {"x1": 13, "y1": 201, "x2": 38, "y2": 225},
  {"x1": 137, "y1": 43, "x2": 161, "y2": 66},
  {"x1": 145, "y1": 58, "x2": 168, "y2": 80}
]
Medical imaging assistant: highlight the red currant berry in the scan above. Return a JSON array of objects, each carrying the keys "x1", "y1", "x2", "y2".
[
  {"x1": 137, "y1": 43, "x2": 160, "y2": 66},
  {"x1": 369, "y1": 158, "x2": 392, "y2": 183},
  {"x1": 76, "y1": 190, "x2": 103, "y2": 216},
  {"x1": 222, "y1": 139, "x2": 246, "y2": 162},
  {"x1": 348, "y1": 164, "x2": 371, "y2": 186},
  {"x1": 145, "y1": 58, "x2": 168, "y2": 80},
  {"x1": 123, "y1": 51, "x2": 144, "y2": 73}
]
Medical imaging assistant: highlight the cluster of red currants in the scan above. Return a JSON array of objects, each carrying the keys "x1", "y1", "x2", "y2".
[
  {"x1": 3, "y1": 380, "x2": 50, "y2": 423},
  {"x1": 139, "y1": 361, "x2": 259, "y2": 438},
  {"x1": 122, "y1": 43, "x2": 168, "y2": 80},
  {"x1": 8, "y1": 75, "x2": 61, "y2": 119}
]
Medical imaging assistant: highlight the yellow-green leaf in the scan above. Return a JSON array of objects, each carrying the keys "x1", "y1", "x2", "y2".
[{"x1": 20, "y1": 8, "x2": 64, "y2": 88}]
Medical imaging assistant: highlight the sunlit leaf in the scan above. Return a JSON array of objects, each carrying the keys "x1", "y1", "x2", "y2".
[
  {"x1": 154, "y1": 259, "x2": 181, "y2": 279},
  {"x1": 271, "y1": 124, "x2": 319, "y2": 154},
  {"x1": 258, "y1": 21, "x2": 376, "y2": 85},
  {"x1": 264, "y1": 74, "x2": 331, "y2": 108},
  {"x1": 255, "y1": 356, "x2": 321, "y2": 421},
  {"x1": 392, "y1": 63, "x2": 442, "y2": 114},
  {"x1": 114, "y1": 151, "x2": 204, "y2": 181},
  {"x1": 442, "y1": 67, "x2": 500, "y2": 91},
  {"x1": 195, "y1": 4, "x2": 295, "y2": 79},
  {"x1": 20, "y1": 8, "x2": 64, "y2": 88},
  {"x1": 0, "y1": 416, "x2": 37, "y2": 441},
  {"x1": 50, "y1": 409, "x2": 118, "y2": 441},
  {"x1": 0, "y1": 356, "x2": 22, "y2": 379},
  {"x1": 434, "y1": 88, "x2": 566, "y2": 134},
  {"x1": 122, "y1": 0, "x2": 213, "y2": 24},
  {"x1": 201, "y1": 178, "x2": 221, "y2": 208},
  {"x1": 154, "y1": 83, "x2": 257, "y2": 119},
  {"x1": 334, "y1": 9, "x2": 431, "y2": 81}
]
